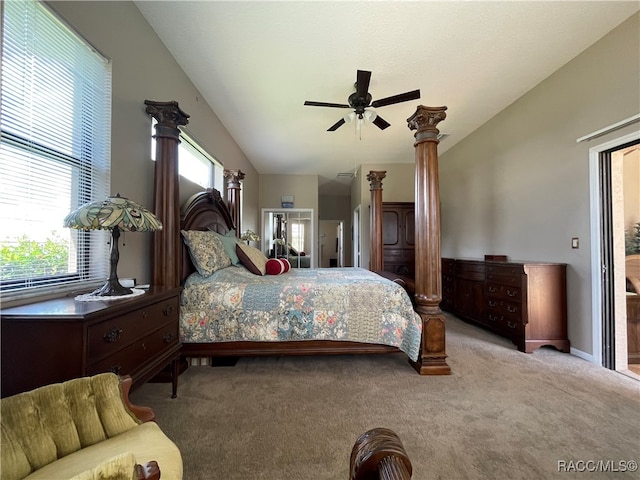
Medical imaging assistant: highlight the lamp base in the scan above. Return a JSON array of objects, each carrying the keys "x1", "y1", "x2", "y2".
[{"x1": 91, "y1": 279, "x2": 133, "y2": 297}]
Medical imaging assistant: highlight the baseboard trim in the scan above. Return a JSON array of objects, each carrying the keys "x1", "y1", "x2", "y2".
[{"x1": 570, "y1": 347, "x2": 594, "y2": 363}]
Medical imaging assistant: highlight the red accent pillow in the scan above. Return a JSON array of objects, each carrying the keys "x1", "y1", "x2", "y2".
[
  {"x1": 266, "y1": 258, "x2": 287, "y2": 275},
  {"x1": 279, "y1": 258, "x2": 291, "y2": 272}
]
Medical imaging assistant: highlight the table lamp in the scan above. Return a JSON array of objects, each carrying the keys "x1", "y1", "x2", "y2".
[{"x1": 63, "y1": 194, "x2": 162, "y2": 296}]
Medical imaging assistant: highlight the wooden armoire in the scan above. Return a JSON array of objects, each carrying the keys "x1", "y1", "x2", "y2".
[{"x1": 382, "y1": 202, "x2": 415, "y2": 276}]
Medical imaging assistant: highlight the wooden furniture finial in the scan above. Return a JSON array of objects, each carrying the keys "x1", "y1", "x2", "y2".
[
  {"x1": 407, "y1": 105, "x2": 451, "y2": 375},
  {"x1": 224, "y1": 169, "x2": 245, "y2": 237},
  {"x1": 350, "y1": 427, "x2": 412, "y2": 480}
]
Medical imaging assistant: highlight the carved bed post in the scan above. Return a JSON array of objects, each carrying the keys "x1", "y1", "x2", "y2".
[
  {"x1": 145, "y1": 100, "x2": 190, "y2": 288},
  {"x1": 407, "y1": 106, "x2": 451, "y2": 375},
  {"x1": 367, "y1": 171, "x2": 386, "y2": 272},
  {"x1": 223, "y1": 169, "x2": 244, "y2": 237}
]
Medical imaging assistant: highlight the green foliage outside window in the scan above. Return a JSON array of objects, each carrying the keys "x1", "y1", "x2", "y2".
[
  {"x1": 626, "y1": 222, "x2": 640, "y2": 255},
  {"x1": 0, "y1": 232, "x2": 69, "y2": 281}
]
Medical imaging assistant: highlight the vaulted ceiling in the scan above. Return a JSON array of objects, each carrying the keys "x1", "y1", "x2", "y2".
[{"x1": 135, "y1": 1, "x2": 639, "y2": 195}]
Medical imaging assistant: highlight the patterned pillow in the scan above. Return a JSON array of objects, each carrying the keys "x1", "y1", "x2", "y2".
[
  {"x1": 210, "y1": 229, "x2": 241, "y2": 265},
  {"x1": 266, "y1": 258, "x2": 289, "y2": 275},
  {"x1": 181, "y1": 230, "x2": 232, "y2": 276},
  {"x1": 236, "y1": 243, "x2": 268, "y2": 275}
]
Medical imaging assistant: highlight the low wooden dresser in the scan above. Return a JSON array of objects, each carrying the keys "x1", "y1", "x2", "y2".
[
  {"x1": 1, "y1": 286, "x2": 181, "y2": 398},
  {"x1": 441, "y1": 258, "x2": 569, "y2": 353}
]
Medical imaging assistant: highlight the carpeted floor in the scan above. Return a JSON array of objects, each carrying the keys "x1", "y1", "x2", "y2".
[{"x1": 131, "y1": 316, "x2": 640, "y2": 480}]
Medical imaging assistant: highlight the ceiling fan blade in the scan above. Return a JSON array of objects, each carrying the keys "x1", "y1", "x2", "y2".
[
  {"x1": 372, "y1": 115, "x2": 391, "y2": 130},
  {"x1": 304, "y1": 101, "x2": 350, "y2": 108},
  {"x1": 371, "y1": 89, "x2": 420, "y2": 108},
  {"x1": 355, "y1": 70, "x2": 372, "y2": 100},
  {"x1": 327, "y1": 118, "x2": 346, "y2": 131}
]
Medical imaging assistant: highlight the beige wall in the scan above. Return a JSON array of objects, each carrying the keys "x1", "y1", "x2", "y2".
[
  {"x1": 259, "y1": 174, "x2": 319, "y2": 265},
  {"x1": 438, "y1": 13, "x2": 640, "y2": 355},
  {"x1": 50, "y1": 1, "x2": 258, "y2": 286}
]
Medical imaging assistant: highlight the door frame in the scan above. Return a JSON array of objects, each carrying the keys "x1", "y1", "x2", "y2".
[{"x1": 589, "y1": 131, "x2": 640, "y2": 367}]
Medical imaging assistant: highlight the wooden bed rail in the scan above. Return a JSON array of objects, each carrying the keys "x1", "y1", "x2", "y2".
[{"x1": 350, "y1": 428, "x2": 412, "y2": 480}]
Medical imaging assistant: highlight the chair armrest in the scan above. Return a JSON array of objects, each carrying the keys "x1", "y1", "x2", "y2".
[
  {"x1": 135, "y1": 461, "x2": 160, "y2": 480},
  {"x1": 350, "y1": 428, "x2": 412, "y2": 480},
  {"x1": 120, "y1": 375, "x2": 156, "y2": 423}
]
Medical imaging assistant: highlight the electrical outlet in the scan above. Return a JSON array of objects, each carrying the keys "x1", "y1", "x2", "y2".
[{"x1": 571, "y1": 238, "x2": 579, "y2": 249}]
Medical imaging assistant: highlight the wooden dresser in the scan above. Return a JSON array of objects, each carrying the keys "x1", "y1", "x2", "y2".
[
  {"x1": 382, "y1": 202, "x2": 415, "y2": 276},
  {"x1": 1, "y1": 286, "x2": 181, "y2": 398},
  {"x1": 441, "y1": 258, "x2": 569, "y2": 353}
]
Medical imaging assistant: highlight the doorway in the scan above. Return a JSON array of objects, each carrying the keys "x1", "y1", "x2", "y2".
[
  {"x1": 353, "y1": 206, "x2": 361, "y2": 268},
  {"x1": 590, "y1": 132, "x2": 640, "y2": 375},
  {"x1": 318, "y1": 220, "x2": 344, "y2": 268}
]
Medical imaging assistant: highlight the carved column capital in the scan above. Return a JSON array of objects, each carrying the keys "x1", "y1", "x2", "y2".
[
  {"x1": 223, "y1": 170, "x2": 244, "y2": 238},
  {"x1": 145, "y1": 100, "x2": 190, "y2": 139},
  {"x1": 367, "y1": 170, "x2": 387, "y2": 190},
  {"x1": 407, "y1": 106, "x2": 447, "y2": 144},
  {"x1": 224, "y1": 169, "x2": 245, "y2": 189}
]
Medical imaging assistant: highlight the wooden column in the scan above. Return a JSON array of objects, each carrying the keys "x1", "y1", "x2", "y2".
[
  {"x1": 223, "y1": 169, "x2": 244, "y2": 237},
  {"x1": 367, "y1": 170, "x2": 386, "y2": 272},
  {"x1": 407, "y1": 106, "x2": 451, "y2": 375},
  {"x1": 145, "y1": 100, "x2": 189, "y2": 288}
]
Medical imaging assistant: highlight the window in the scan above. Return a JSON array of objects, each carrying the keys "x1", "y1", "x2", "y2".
[
  {"x1": 0, "y1": 0, "x2": 112, "y2": 298},
  {"x1": 151, "y1": 121, "x2": 223, "y2": 191}
]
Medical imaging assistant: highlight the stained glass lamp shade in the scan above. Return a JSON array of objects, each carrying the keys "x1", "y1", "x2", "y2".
[{"x1": 63, "y1": 194, "x2": 162, "y2": 296}]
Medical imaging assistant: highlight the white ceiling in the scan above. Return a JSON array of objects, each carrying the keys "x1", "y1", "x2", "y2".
[{"x1": 135, "y1": 1, "x2": 639, "y2": 196}]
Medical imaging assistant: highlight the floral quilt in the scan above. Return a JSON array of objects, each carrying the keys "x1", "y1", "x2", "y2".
[{"x1": 180, "y1": 266, "x2": 422, "y2": 361}]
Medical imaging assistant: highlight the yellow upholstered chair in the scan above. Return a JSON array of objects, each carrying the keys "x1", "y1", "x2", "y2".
[{"x1": 1, "y1": 373, "x2": 181, "y2": 480}]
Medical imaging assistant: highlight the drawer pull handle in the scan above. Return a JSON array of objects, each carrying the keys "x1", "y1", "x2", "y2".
[
  {"x1": 507, "y1": 305, "x2": 518, "y2": 313},
  {"x1": 488, "y1": 314, "x2": 498, "y2": 322},
  {"x1": 163, "y1": 305, "x2": 174, "y2": 316},
  {"x1": 163, "y1": 332, "x2": 175, "y2": 343},
  {"x1": 104, "y1": 328, "x2": 123, "y2": 343},
  {"x1": 488, "y1": 300, "x2": 497, "y2": 307},
  {"x1": 507, "y1": 321, "x2": 518, "y2": 329},
  {"x1": 507, "y1": 289, "x2": 517, "y2": 297},
  {"x1": 142, "y1": 310, "x2": 148, "y2": 319},
  {"x1": 488, "y1": 286, "x2": 497, "y2": 293},
  {"x1": 109, "y1": 365, "x2": 121, "y2": 375}
]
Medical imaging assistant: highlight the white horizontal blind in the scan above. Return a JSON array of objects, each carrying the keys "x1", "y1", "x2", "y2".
[{"x1": 0, "y1": 0, "x2": 112, "y2": 298}]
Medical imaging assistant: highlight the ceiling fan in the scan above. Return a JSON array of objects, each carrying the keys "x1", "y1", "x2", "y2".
[{"x1": 304, "y1": 70, "x2": 420, "y2": 131}]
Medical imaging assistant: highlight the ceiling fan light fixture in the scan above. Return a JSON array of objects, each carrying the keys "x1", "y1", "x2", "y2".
[
  {"x1": 363, "y1": 109, "x2": 377, "y2": 123},
  {"x1": 343, "y1": 111, "x2": 356, "y2": 124}
]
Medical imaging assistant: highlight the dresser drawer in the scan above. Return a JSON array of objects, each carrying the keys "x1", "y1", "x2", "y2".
[
  {"x1": 486, "y1": 264, "x2": 523, "y2": 286},
  {"x1": 486, "y1": 298, "x2": 522, "y2": 320},
  {"x1": 455, "y1": 262, "x2": 485, "y2": 281},
  {"x1": 486, "y1": 311, "x2": 524, "y2": 334},
  {"x1": 486, "y1": 283, "x2": 522, "y2": 302},
  {"x1": 87, "y1": 296, "x2": 179, "y2": 363},
  {"x1": 87, "y1": 321, "x2": 179, "y2": 376}
]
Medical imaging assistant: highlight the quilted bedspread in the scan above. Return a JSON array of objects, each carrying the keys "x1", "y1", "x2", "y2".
[{"x1": 180, "y1": 266, "x2": 422, "y2": 361}]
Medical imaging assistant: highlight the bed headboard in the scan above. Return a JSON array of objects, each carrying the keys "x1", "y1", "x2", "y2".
[{"x1": 180, "y1": 188, "x2": 236, "y2": 284}]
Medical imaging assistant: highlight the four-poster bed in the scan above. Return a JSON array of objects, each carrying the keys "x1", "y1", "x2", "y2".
[{"x1": 147, "y1": 100, "x2": 450, "y2": 375}]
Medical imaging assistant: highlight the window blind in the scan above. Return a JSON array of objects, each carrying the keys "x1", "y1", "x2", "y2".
[{"x1": 1, "y1": 0, "x2": 112, "y2": 298}]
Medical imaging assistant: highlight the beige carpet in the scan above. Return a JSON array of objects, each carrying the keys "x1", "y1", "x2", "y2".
[{"x1": 131, "y1": 316, "x2": 640, "y2": 480}]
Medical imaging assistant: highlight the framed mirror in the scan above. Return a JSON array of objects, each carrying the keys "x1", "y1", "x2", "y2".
[{"x1": 261, "y1": 209, "x2": 314, "y2": 268}]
